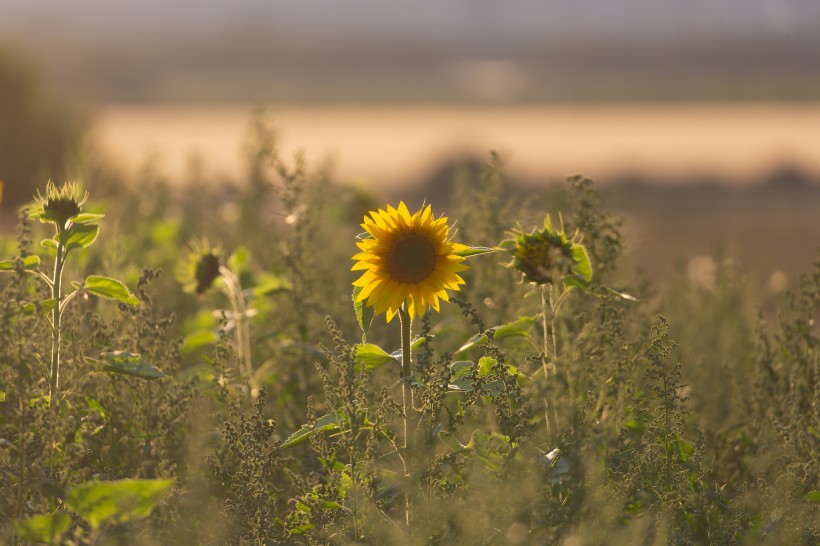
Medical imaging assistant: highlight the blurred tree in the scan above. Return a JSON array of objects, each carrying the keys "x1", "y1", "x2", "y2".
[{"x1": 0, "y1": 45, "x2": 87, "y2": 210}]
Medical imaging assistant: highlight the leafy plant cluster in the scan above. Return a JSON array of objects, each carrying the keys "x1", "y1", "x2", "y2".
[{"x1": 1, "y1": 126, "x2": 818, "y2": 544}]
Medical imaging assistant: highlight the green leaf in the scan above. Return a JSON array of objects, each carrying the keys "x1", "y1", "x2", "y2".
[
  {"x1": 252, "y1": 274, "x2": 292, "y2": 297},
  {"x1": 84, "y1": 275, "x2": 139, "y2": 307},
  {"x1": 71, "y1": 213, "x2": 105, "y2": 225},
  {"x1": 57, "y1": 223, "x2": 99, "y2": 251},
  {"x1": 478, "y1": 356, "x2": 496, "y2": 377},
  {"x1": 355, "y1": 232, "x2": 374, "y2": 241},
  {"x1": 96, "y1": 351, "x2": 166, "y2": 380},
  {"x1": 355, "y1": 343, "x2": 397, "y2": 371},
  {"x1": 457, "y1": 315, "x2": 538, "y2": 353},
  {"x1": 448, "y1": 362, "x2": 474, "y2": 392},
  {"x1": 41, "y1": 238, "x2": 57, "y2": 250},
  {"x1": 804, "y1": 490, "x2": 820, "y2": 503},
  {"x1": 22, "y1": 299, "x2": 57, "y2": 315},
  {"x1": 280, "y1": 413, "x2": 343, "y2": 449},
  {"x1": 454, "y1": 246, "x2": 499, "y2": 258},
  {"x1": 352, "y1": 286, "x2": 376, "y2": 339},
  {"x1": 227, "y1": 246, "x2": 250, "y2": 273},
  {"x1": 0, "y1": 255, "x2": 40, "y2": 271},
  {"x1": 563, "y1": 275, "x2": 591, "y2": 292},
  {"x1": 12, "y1": 512, "x2": 70, "y2": 544},
  {"x1": 570, "y1": 243, "x2": 592, "y2": 281},
  {"x1": 63, "y1": 479, "x2": 173, "y2": 529},
  {"x1": 0, "y1": 389, "x2": 4, "y2": 402},
  {"x1": 180, "y1": 329, "x2": 218, "y2": 354}
]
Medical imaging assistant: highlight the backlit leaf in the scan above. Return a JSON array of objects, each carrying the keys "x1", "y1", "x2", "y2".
[
  {"x1": 96, "y1": 351, "x2": 166, "y2": 380},
  {"x1": 84, "y1": 275, "x2": 139, "y2": 307},
  {"x1": 63, "y1": 479, "x2": 173, "y2": 529},
  {"x1": 12, "y1": 512, "x2": 70, "y2": 544}
]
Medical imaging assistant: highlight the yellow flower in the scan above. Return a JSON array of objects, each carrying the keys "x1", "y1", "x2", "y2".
[{"x1": 352, "y1": 202, "x2": 468, "y2": 322}]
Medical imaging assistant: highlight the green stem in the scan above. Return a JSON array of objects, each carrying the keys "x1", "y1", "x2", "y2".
[
  {"x1": 220, "y1": 267, "x2": 255, "y2": 400},
  {"x1": 398, "y1": 304, "x2": 413, "y2": 527},
  {"x1": 49, "y1": 239, "x2": 65, "y2": 410},
  {"x1": 399, "y1": 305, "x2": 413, "y2": 450},
  {"x1": 540, "y1": 284, "x2": 551, "y2": 380}
]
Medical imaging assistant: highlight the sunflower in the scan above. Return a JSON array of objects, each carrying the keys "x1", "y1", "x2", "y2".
[
  {"x1": 352, "y1": 202, "x2": 468, "y2": 322},
  {"x1": 29, "y1": 181, "x2": 89, "y2": 231},
  {"x1": 176, "y1": 239, "x2": 224, "y2": 295}
]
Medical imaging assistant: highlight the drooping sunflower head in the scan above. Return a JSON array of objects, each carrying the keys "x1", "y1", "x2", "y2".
[
  {"x1": 30, "y1": 181, "x2": 88, "y2": 230},
  {"x1": 177, "y1": 239, "x2": 224, "y2": 295},
  {"x1": 502, "y1": 214, "x2": 590, "y2": 286},
  {"x1": 352, "y1": 202, "x2": 468, "y2": 322}
]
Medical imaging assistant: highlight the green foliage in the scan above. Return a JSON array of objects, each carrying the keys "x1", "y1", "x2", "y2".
[{"x1": 1, "y1": 137, "x2": 817, "y2": 544}]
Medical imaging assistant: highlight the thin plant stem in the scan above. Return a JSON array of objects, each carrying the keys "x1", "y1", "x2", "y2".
[
  {"x1": 398, "y1": 303, "x2": 413, "y2": 527},
  {"x1": 220, "y1": 266, "x2": 255, "y2": 400},
  {"x1": 540, "y1": 284, "x2": 551, "y2": 380},
  {"x1": 49, "y1": 238, "x2": 65, "y2": 410},
  {"x1": 398, "y1": 304, "x2": 413, "y2": 450}
]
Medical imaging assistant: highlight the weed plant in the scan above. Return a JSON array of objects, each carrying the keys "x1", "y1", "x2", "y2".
[{"x1": 0, "y1": 127, "x2": 817, "y2": 545}]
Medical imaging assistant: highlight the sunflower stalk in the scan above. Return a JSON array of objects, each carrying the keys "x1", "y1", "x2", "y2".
[
  {"x1": 48, "y1": 237, "x2": 66, "y2": 410},
  {"x1": 398, "y1": 303, "x2": 414, "y2": 527},
  {"x1": 219, "y1": 265, "x2": 256, "y2": 400}
]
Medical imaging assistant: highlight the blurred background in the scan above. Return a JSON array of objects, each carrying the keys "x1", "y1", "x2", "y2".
[{"x1": 1, "y1": 0, "x2": 819, "y2": 283}]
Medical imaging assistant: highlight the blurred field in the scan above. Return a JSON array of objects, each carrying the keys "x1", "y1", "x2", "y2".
[{"x1": 93, "y1": 102, "x2": 820, "y2": 188}]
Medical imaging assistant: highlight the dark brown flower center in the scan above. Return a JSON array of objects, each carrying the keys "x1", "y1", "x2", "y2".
[
  {"x1": 195, "y1": 253, "x2": 222, "y2": 294},
  {"x1": 386, "y1": 233, "x2": 437, "y2": 284}
]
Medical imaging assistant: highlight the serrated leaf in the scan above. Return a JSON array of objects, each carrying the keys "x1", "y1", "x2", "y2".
[
  {"x1": 355, "y1": 343, "x2": 397, "y2": 371},
  {"x1": 0, "y1": 255, "x2": 40, "y2": 271},
  {"x1": 97, "y1": 351, "x2": 166, "y2": 380},
  {"x1": 12, "y1": 512, "x2": 70, "y2": 544},
  {"x1": 57, "y1": 223, "x2": 99, "y2": 251},
  {"x1": 352, "y1": 286, "x2": 376, "y2": 339},
  {"x1": 64, "y1": 479, "x2": 173, "y2": 529},
  {"x1": 454, "y1": 246, "x2": 498, "y2": 257},
  {"x1": 84, "y1": 275, "x2": 139, "y2": 307},
  {"x1": 72, "y1": 213, "x2": 105, "y2": 225},
  {"x1": 280, "y1": 413, "x2": 343, "y2": 449}
]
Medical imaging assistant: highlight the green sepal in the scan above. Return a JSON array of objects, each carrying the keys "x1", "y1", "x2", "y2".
[
  {"x1": 454, "y1": 246, "x2": 498, "y2": 258},
  {"x1": 352, "y1": 285, "x2": 376, "y2": 340}
]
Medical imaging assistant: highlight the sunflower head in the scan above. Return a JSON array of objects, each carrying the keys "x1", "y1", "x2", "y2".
[
  {"x1": 501, "y1": 214, "x2": 590, "y2": 287},
  {"x1": 352, "y1": 202, "x2": 468, "y2": 322},
  {"x1": 30, "y1": 181, "x2": 88, "y2": 231},
  {"x1": 177, "y1": 239, "x2": 224, "y2": 295}
]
